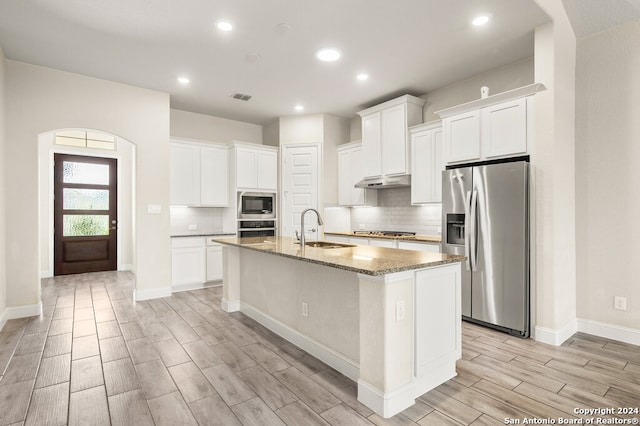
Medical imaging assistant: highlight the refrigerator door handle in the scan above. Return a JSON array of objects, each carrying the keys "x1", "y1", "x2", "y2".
[
  {"x1": 470, "y1": 189, "x2": 478, "y2": 271},
  {"x1": 464, "y1": 190, "x2": 472, "y2": 271}
]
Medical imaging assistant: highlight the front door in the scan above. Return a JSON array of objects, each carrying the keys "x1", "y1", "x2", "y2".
[{"x1": 54, "y1": 154, "x2": 118, "y2": 275}]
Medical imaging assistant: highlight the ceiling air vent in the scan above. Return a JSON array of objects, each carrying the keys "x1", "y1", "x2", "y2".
[{"x1": 232, "y1": 93, "x2": 252, "y2": 101}]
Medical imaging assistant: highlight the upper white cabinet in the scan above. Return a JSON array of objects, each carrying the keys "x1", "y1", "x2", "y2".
[
  {"x1": 437, "y1": 83, "x2": 545, "y2": 165},
  {"x1": 410, "y1": 122, "x2": 443, "y2": 204},
  {"x1": 358, "y1": 95, "x2": 425, "y2": 178},
  {"x1": 234, "y1": 145, "x2": 278, "y2": 191},
  {"x1": 338, "y1": 141, "x2": 377, "y2": 207},
  {"x1": 170, "y1": 140, "x2": 229, "y2": 207}
]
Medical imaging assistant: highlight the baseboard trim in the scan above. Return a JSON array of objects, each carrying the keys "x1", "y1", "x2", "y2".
[
  {"x1": 577, "y1": 318, "x2": 640, "y2": 346},
  {"x1": 40, "y1": 270, "x2": 52, "y2": 279},
  {"x1": 134, "y1": 287, "x2": 172, "y2": 302},
  {"x1": 119, "y1": 264, "x2": 135, "y2": 272},
  {"x1": 172, "y1": 281, "x2": 221, "y2": 294},
  {"x1": 240, "y1": 301, "x2": 360, "y2": 382},
  {"x1": 1, "y1": 301, "x2": 43, "y2": 331},
  {"x1": 534, "y1": 319, "x2": 577, "y2": 346},
  {"x1": 221, "y1": 298, "x2": 240, "y2": 313}
]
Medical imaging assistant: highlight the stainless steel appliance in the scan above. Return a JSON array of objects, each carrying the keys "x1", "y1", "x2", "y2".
[
  {"x1": 353, "y1": 230, "x2": 416, "y2": 238},
  {"x1": 441, "y1": 159, "x2": 529, "y2": 337},
  {"x1": 238, "y1": 192, "x2": 275, "y2": 219},
  {"x1": 237, "y1": 219, "x2": 276, "y2": 238}
]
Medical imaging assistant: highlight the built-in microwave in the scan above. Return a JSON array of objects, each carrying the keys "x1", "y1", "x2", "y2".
[{"x1": 237, "y1": 192, "x2": 276, "y2": 219}]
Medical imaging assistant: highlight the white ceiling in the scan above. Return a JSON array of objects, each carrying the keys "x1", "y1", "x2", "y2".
[{"x1": 0, "y1": 0, "x2": 551, "y2": 125}]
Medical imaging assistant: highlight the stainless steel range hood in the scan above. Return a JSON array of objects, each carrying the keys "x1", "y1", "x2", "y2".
[{"x1": 354, "y1": 174, "x2": 411, "y2": 189}]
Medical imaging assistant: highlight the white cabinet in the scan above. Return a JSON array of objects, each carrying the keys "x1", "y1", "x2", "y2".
[
  {"x1": 170, "y1": 141, "x2": 229, "y2": 207},
  {"x1": 324, "y1": 234, "x2": 351, "y2": 244},
  {"x1": 172, "y1": 236, "x2": 224, "y2": 290},
  {"x1": 443, "y1": 111, "x2": 481, "y2": 164},
  {"x1": 410, "y1": 123, "x2": 443, "y2": 204},
  {"x1": 200, "y1": 146, "x2": 229, "y2": 206},
  {"x1": 338, "y1": 141, "x2": 377, "y2": 207},
  {"x1": 481, "y1": 98, "x2": 527, "y2": 158},
  {"x1": 398, "y1": 241, "x2": 440, "y2": 253},
  {"x1": 436, "y1": 84, "x2": 544, "y2": 165},
  {"x1": 368, "y1": 238, "x2": 395, "y2": 248},
  {"x1": 171, "y1": 237, "x2": 206, "y2": 287},
  {"x1": 235, "y1": 146, "x2": 278, "y2": 191},
  {"x1": 358, "y1": 95, "x2": 425, "y2": 178},
  {"x1": 170, "y1": 144, "x2": 200, "y2": 206},
  {"x1": 206, "y1": 240, "x2": 223, "y2": 282}
]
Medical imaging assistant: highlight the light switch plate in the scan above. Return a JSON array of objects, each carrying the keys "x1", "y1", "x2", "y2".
[{"x1": 147, "y1": 204, "x2": 162, "y2": 214}]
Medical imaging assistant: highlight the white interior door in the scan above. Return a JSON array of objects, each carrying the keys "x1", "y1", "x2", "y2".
[{"x1": 281, "y1": 144, "x2": 320, "y2": 240}]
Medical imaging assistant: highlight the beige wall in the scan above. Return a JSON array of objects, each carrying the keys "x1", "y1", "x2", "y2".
[
  {"x1": 0, "y1": 48, "x2": 6, "y2": 322},
  {"x1": 5, "y1": 61, "x2": 171, "y2": 307},
  {"x1": 531, "y1": 2, "x2": 577, "y2": 342},
  {"x1": 170, "y1": 108, "x2": 262, "y2": 144},
  {"x1": 422, "y1": 57, "x2": 535, "y2": 123},
  {"x1": 263, "y1": 119, "x2": 279, "y2": 147},
  {"x1": 575, "y1": 21, "x2": 640, "y2": 330},
  {"x1": 279, "y1": 114, "x2": 324, "y2": 145}
]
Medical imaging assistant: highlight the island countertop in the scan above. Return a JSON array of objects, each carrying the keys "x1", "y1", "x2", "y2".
[{"x1": 211, "y1": 236, "x2": 464, "y2": 276}]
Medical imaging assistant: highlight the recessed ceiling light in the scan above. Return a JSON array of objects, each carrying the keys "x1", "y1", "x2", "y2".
[
  {"x1": 294, "y1": 105, "x2": 304, "y2": 112},
  {"x1": 472, "y1": 15, "x2": 490, "y2": 26},
  {"x1": 217, "y1": 21, "x2": 233, "y2": 32},
  {"x1": 177, "y1": 76, "x2": 190, "y2": 85},
  {"x1": 356, "y1": 73, "x2": 369, "y2": 81},
  {"x1": 315, "y1": 48, "x2": 341, "y2": 62}
]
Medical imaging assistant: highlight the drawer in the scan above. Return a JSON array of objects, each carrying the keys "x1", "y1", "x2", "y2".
[{"x1": 171, "y1": 237, "x2": 205, "y2": 249}]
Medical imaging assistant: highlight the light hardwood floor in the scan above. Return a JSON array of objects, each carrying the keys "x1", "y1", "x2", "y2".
[{"x1": 0, "y1": 271, "x2": 638, "y2": 425}]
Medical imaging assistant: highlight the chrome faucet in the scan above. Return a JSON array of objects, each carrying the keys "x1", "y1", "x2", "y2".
[{"x1": 299, "y1": 208, "x2": 324, "y2": 248}]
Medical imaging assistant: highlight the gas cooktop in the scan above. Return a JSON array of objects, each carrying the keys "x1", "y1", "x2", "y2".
[{"x1": 353, "y1": 230, "x2": 416, "y2": 238}]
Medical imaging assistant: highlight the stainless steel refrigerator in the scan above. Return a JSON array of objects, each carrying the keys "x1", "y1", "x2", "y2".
[{"x1": 441, "y1": 160, "x2": 529, "y2": 337}]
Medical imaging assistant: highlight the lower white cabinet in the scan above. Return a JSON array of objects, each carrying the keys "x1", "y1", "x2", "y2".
[
  {"x1": 172, "y1": 236, "x2": 224, "y2": 290},
  {"x1": 171, "y1": 237, "x2": 206, "y2": 287},
  {"x1": 324, "y1": 234, "x2": 441, "y2": 252},
  {"x1": 397, "y1": 241, "x2": 440, "y2": 253},
  {"x1": 206, "y1": 243, "x2": 223, "y2": 282}
]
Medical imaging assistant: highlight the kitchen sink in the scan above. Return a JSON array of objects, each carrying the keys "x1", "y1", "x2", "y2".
[{"x1": 298, "y1": 241, "x2": 356, "y2": 249}]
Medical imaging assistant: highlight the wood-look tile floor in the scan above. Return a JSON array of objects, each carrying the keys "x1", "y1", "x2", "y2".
[{"x1": 0, "y1": 271, "x2": 639, "y2": 425}]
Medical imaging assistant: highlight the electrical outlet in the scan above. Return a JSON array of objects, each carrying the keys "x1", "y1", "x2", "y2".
[
  {"x1": 188, "y1": 224, "x2": 197, "y2": 231},
  {"x1": 396, "y1": 301, "x2": 405, "y2": 321},
  {"x1": 614, "y1": 296, "x2": 627, "y2": 311},
  {"x1": 302, "y1": 302, "x2": 309, "y2": 317}
]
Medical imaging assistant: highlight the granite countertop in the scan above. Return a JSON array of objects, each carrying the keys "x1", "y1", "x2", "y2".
[
  {"x1": 324, "y1": 231, "x2": 441, "y2": 243},
  {"x1": 171, "y1": 232, "x2": 237, "y2": 238},
  {"x1": 212, "y1": 236, "x2": 463, "y2": 276}
]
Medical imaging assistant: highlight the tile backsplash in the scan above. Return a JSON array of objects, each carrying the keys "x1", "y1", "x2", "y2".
[
  {"x1": 170, "y1": 207, "x2": 224, "y2": 235},
  {"x1": 350, "y1": 187, "x2": 441, "y2": 236}
]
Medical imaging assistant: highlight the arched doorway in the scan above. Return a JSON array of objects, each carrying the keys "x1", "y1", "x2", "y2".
[{"x1": 38, "y1": 129, "x2": 136, "y2": 277}]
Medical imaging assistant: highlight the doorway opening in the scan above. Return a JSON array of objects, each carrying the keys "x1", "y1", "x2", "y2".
[{"x1": 54, "y1": 154, "x2": 118, "y2": 275}]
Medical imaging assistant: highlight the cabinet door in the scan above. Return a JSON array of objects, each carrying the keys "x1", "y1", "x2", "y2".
[
  {"x1": 362, "y1": 112, "x2": 382, "y2": 178},
  {"x1": 170, "y1": 144, "x2": 200, "y2": 206},
  {"x1": 444, "y1": 111, "x2": 480, "y2": 164},
  {"x1": 337, "y1": 150, "x2": 351, "y2": 206},
  {"x1": 236, "y1": 148, "x2": 257, "y2": 188},
  {"x1": 206, "y1": 245, "x2": 223, "y2": 281},
  {"x1": 172, "y1": 247, "x2": 206, "y2": 286},
  {"x1": 257, "y1": 151, "x2": 277, "y2": 190},
  {"x1": 325, "y1": 234, "x2": 350, "y2": 244},
  {"x1": 481, "y1": 98, "x2": 527, "y2": 158},
  {"x1": 432, "y1": 128, "x2": 443, "y2": 202},
  {"x1": 200, "y1": 146, "x2": 229, "y2": 206},
  {"x1": 350, "y1": 147, "x2": 367, "y2": 205},
  {"x1": 411, "y1": 130, "x2": 432, "y2": 204},
  {"x1": 369, "y1": 238, "x2": 395, "y2": 248},
  {"x1": 381, "y1": 104, "x2": 408, "y2": 175}
]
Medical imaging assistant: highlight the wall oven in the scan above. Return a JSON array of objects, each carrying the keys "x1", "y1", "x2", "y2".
[
  {"x1": 238, "y1": 192, "x2": 275, "y2": 219},
  {"x1": 237, "y1": 220, "x2": 276, "y2": 238}
]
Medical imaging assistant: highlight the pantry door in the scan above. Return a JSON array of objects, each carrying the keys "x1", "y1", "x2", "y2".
[
  {"x1": 281, "y1": 144, "x2": 320, "y2": 239},
  {"x1": 54, "y1": 154, "x2": 118, "y2": 275}
]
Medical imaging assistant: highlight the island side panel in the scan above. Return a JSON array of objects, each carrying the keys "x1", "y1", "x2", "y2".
[
  {"x1": 357, "y1": 271, "x2": 416, "y2": 417},
  {"x1": 221, "y1": 245, "x2": 241, "y2": 312},
  {"x1": 236, "y1": 248, "x2": 360, "y2": 378}
]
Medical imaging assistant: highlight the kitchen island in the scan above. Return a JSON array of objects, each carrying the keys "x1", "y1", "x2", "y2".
[{"x1": 213, "y1": 236, "x2": 465, "y2": 418}]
